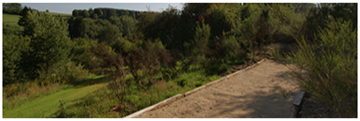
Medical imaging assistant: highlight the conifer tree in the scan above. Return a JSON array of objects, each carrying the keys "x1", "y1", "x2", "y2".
[{"x1": 20, "y1": 11, "x2": 71, "y2": 79}]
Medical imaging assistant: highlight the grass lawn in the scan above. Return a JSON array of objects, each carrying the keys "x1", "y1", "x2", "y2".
[
  {"x1": 3, "y1": 75, "x2": 106, "y2": 118},
  {"x1": 3, "y1": 14, "x2": 20, "y2": 24}
]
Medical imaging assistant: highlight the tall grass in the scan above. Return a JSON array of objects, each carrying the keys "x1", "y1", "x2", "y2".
[
  {"x1": 279, "y1": 19, "x2": 357, "y2": 118},
  {"x1": 50, "y1": 68, "x2": 221, "y2": 118}
]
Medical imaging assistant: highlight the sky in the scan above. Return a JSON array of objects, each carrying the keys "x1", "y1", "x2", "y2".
[{"x1": 19, "y1": 3, "x2": 185, "y2": 14}]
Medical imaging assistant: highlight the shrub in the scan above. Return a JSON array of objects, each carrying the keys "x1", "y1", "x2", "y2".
[
  {"x1": 284, "y1": 19, "x2": 357, "y2": 118},
  {"x1": 205, "y1": 62, "x2": 228, "y2": 75}
]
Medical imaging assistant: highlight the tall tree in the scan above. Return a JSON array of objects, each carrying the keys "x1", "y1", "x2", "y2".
[
  {"x1": 88, "y1": 8, "x2": 94, "y2": 15},
  {"x1": 107, "y1": 9, "x2": 117, "y2": 19},
  {"x1": 20, "y1": 11, "x2": 71, "y2": 79},
  {"x1": 82, "y1": 9, "x2": 90, "y2": 18},
  {"x1": 17, "y1": 6, "x2": 30, "y2": 26},
  {"x1": 94, "y1": 8, "x2": 103, "y2": 18},
  {"x1": 92, "y1": 13, "x2": 98, "y2": 19},
  {"x1": 72, "y1": 9, "x2": 80, "y2": 17}
]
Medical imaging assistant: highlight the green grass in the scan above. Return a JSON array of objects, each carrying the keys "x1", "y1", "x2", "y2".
[
  {"x1": 2, "y1": 12, "x2": 71, "y2": 25},
  {"x1": 3, "y1": 75, "x2": 107, "y2": 118},
  {"x1": 55, "y1": 69, "x2": 222, "y2": 118},
  {"x1": 3, "y1": 63, "x2": 224, "y2": 118},
  {"x1": 3, "y1": 14, "x2": 20, "y2": 24}
]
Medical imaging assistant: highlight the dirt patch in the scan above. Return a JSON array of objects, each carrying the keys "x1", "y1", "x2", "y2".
[{"x1": 134, "y1": 59, "x2": 302, "y2": 118}]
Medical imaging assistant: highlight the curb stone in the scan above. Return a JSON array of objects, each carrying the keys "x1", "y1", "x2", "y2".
[{"x1": 289, "y1": 89, "x2": 306, "y2": 118}]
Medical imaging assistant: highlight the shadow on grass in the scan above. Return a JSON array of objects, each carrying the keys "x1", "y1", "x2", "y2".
[{"x1": 69, "y1": 74, "x2": 111, "y2": 88}]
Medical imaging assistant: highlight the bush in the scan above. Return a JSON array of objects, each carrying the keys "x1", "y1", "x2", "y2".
[
  {"x1": 284, "y1": 19, "x2": 357, "y2": 118},
  {"x1": 70, "y1": 37, "x2": 98, "y2": 70},
  {"x1": 3, "y1": 34, "x2": 30, "y2": 85},
  {"x1": 205, "y1": 62, "x2": 228, "y2": 75}
]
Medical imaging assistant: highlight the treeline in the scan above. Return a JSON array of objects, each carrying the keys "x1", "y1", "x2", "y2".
[
  {"x1": 3, "y1": 3, "x2": 357, "y2": 117},
  {"x1": 3, "y1": 3, "x2": 22, "y2": 15},
  {"x1": 3, "y1": 3, "x2": 39, "y2": 15},
  {"x1": 71, "y1": 8, "x2": 146, "y2": 19}
]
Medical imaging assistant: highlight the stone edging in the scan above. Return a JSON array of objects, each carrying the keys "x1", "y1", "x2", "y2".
[{"x1": 124, "y1": 58, "x2": 268, "y2": 118}]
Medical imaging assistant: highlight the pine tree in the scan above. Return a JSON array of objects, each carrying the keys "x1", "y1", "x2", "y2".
[
  {"x1": 17, "y1": 6, "x2": 30, "y2": 26},
  {"x1": 20, "y1": 11, "x2": 71, "y2": 79}
]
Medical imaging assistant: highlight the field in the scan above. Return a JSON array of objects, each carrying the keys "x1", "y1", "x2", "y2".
[
  {"x1": 3, "y1": 75, "x2": 106, "y2": 118},
  {"x1": 3, "y1": 12, "x2": 71, "y2": 25},
  {"x1": 3, "y1": 14, "x2": 20, "y2": 24}
]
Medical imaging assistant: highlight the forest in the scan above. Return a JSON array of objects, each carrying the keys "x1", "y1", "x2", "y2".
[{"x1": 2, "y1": 3, "x2": 357, "y2": 118}]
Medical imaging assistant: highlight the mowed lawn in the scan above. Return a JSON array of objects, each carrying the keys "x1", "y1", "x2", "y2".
[
  {"x1": 3, "y1": 82, "x2": 106, "y2": 118},
  {"x1": 3, "y1": 14, "x2": 21, "y2": 24}
]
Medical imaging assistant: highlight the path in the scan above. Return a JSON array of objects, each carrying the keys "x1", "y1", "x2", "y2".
[{"x1": 134, "y1": 59, "x2": 302, "y2": 118}]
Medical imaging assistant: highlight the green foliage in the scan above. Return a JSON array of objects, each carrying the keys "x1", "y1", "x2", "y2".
[
  {"x1": 82, "y1": 10, "x2": 90, "y2": 18},
  {"x1": 92, "y1": 13, "x2": 98, "y2": 19},
  {"x1": 223, "y1": 35, "x2": 247, "y2": 61},
  {"x1": 17, "y1": 6, "x2": 31, "y2": 26},
  {"x1": 2, "y1": 24, "x2": 23, "y2": 35},
  {"x1": 21, "y1": 11, "x2": 72, "y2": 80},
  {"x1": 269, "y1": 3, "x2": 307, "y2": 42},
  {"x1": 110, "y1": 37, "x2": 135, "y2": 56},
  {"x1": 98, "y1": 22, "x2": 121, "y2": 45},
  {"x1": 193, "y1": 21, "x2": 211, "y2": 56},
  {"x1": 69, "y1": 38, "x2": 97, "y2": 70},
  {"x1": 109, "y1": 15, "x2": 138, "y2": 38},
  {"x1": 68, "y1": 17, "x2": 99, "y2": 40},
  {"x1": 303, "y1": 3, "x2": 357, "y2": 42},
  {"x1": 205, "y1": 62, "x2": 228, "y2": 75},
  {"x1": 285, "y1": 19, "x2": 357, "y2": 118},
  {"x1": 3, "y1": 34, "x2": 30, "y2": 85},
  {"x1": 4, "y1": 3, "x2": 358, "y2": 118},
  {"x1": 236, "y1": 4, "x2": 264, "y2": 61},
  {"x1": 3, "y1": 3, "x2": 22, "y2": 14}
]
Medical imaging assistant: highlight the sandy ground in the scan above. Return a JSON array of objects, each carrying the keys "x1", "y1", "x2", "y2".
[{"x1": 136, "y1": 59, "x2": 302, "y2": 118}]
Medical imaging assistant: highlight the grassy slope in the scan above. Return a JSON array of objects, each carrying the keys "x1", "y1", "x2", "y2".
[
  {"x1": 3, "y1": 14, "x2": 20, "y2": 24},
  {"x1": 3, "y1": 76, "x2": 106, "y2": 118},
  {"x1": 2, "y1": 12, "x2": 71, "y2": 24}
]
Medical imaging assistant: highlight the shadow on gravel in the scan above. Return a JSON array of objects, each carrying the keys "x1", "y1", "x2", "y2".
[{"x1": 205, "y1": 67, "x2": 301, "y2": 118}]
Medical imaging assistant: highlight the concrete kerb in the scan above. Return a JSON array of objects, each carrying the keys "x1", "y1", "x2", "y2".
[{"x1": 124, "y1": 58, "x2": 268, "y2": 118}]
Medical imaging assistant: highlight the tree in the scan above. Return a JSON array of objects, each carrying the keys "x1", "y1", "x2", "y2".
[
  {"x1": 17, "y1": 6, "x2": 30, "y2": 26},
  {"x1": 109, "y1": 15, "x2": 138, "y2": 38},
  {"x1": 107, "y1": 9, "x2": 117, "y2": 19},
  {"x1": 92, "y1": 13, "x2": 98, "y2": 19},
  {"x1": 3, "y1": 3, "x2": 22, "y2": 14},
  {"x1": 46, "y1": 9, "x2": 49, "y2": 12},
  {"x1": 20, "y1": 11, "x2": 72, "y2": 79},
  {"x1": 98, "y1": 23, "x2": 121, "y2": 45},
  {"x1": 94, "y1": 8, "x2": 103, "y2": 18},
  {"x1": 82, "y1": 9, "x2": 90, "y2": 18},
  {"x1": 72, "y1": 9, "x2": 80, "y2": 17},
  {"x1": 88, "y1": 8, "x2": 94, "y2": 15},
  {"x1": 3, "y1": 34, "x2": 30, "y2": 85}
]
